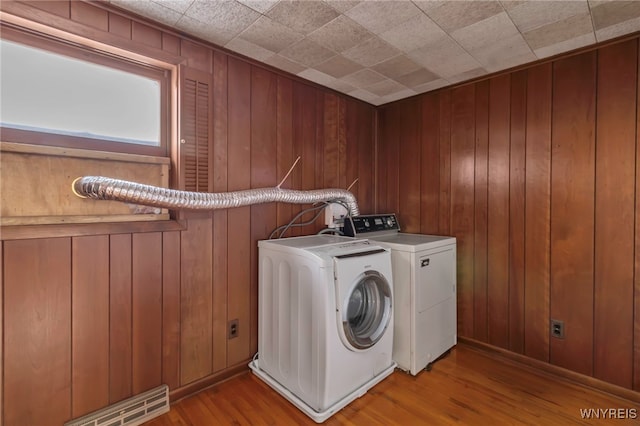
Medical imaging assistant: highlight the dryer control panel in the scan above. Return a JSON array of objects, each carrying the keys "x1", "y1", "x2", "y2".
[{"x1": 343, "y1": 214, "x2": 400, "y2": 237}]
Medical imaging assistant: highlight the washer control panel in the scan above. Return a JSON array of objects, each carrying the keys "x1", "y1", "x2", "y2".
[{"x1": 342, "y1": 214, "x2": 400, "y2": 237}]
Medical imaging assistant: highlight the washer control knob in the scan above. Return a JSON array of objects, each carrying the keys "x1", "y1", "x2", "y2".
[{"x1": 386, "y1": 217, "x2": 394, "y2": 228}]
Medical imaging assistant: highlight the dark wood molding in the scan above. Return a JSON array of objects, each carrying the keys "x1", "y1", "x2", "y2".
[
  {"x1": 459, "y1": 337, "x2": 640, "y2": 404},
  {"x1": 0, "y1": 220, "x2": 185, "y2": 240},
  {"x1": 169, "y1": 362, "x2": 249, "y2": 403}
]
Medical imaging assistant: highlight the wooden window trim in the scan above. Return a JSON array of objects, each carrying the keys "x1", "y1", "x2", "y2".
[{"x1": 0, "y1": 23, "x2": 173, "y2": 157}]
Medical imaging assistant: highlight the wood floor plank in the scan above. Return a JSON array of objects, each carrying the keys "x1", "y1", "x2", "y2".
[{"x1": 148, "y1": 345, "x2": 639, "y2": 425}]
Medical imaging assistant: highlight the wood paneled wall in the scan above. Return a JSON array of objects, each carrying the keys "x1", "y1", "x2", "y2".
[
  {"x1": 377, "y1": 37, "x2": 640, "y2": 391},
  {"x1": 0, "y1": 1, "x2": 375, "y2": 425}
]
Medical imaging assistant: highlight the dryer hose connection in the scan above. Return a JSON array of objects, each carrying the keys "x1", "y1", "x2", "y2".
[{"x1": 72, "y1": 176, "x2": 361, "y2": 216}]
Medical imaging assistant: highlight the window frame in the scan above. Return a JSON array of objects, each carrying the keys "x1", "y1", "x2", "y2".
[{"x1": 0, "y1": 24, "x2": 173, "y2": 157}]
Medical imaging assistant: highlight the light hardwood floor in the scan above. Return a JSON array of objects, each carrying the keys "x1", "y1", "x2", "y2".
[{"x1": 147, "y1": 345, "x2": 639, "y2": 425}]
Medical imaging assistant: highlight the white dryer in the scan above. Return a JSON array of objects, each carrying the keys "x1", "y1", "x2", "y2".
[
  {"x1": 250, "y1": 235, "x2": 396, "y2": 423},
  {"x1": 344, "y1": 215, "x2": 457, "y2": 375}
]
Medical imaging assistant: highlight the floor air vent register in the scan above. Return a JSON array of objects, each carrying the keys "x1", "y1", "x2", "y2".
[{"x1": 64, "y1": 385, "x2": 169, "y2": 426}]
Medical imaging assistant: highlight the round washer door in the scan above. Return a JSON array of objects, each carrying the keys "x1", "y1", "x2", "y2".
[{"x1": 341, "y1": 270, "x2": 392, "y2": 351}]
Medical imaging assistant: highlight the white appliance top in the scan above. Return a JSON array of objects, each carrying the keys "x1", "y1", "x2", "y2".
[
  {"x1": 259, "y1": 235, "x2": 387, "y2": 263},
  {"x1": 258, "y1": 234, "x2": 352, "y2": 250},
  {"x1": 343, "y1": 214, "x2": 456, "y2": 252},
  {"x1": 366, "y1": 233, "x2": 456, "y2": 253}
]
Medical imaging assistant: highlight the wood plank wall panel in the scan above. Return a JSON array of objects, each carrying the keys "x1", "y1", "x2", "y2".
[
  {"x1": 357, "y1": 101, "x2": 375, "y2": 214},
  {"x1": 4, "y1": 238, "x2": 71, "y2": 426},
  {"x1": 376, "y1": 107, "x2": 389, "y2": 214},
  {"x1": 70, "y1": 1, "x2": 108, "y2": 32},
  {"x1": 438, "y1": 92, "x2": 452, "y2": 235},
  {"x1": 636, "y1": 41, "x2": 640, "y2": 393},
  {"x1": 276, "y1": 76, "x2": 294, "y2": 230},
  {"x1": 420, "y1": 93, "x2": 440, "y2": 235},
  {"x1": 314, "y1": 92, "x2": 325, "y2": 206},
  {"x1": 524, "y1": 63, "x2": 552, "y2": 363},
  {"x1": 109, "y1": 234, "x2": 133, "y2": 403},
  {"x1": 293, "y1": 82, "x2": 318, "y2": 236},
  {"x1": 449, "y1": 85, "x2": 476, "y2": 337},
  {"x1": 398, "y1": 98, "x2": 421, "y2": 233},
  {"x1": 376, "y1": 34, "x2": 640, "y2": 391},
  {"x1": 550, "y1": 52, "x2": 596, "y2": 376},
  {"x1": 132, "y1": 232, "x2": 163, "y2": 393},
  {"x1": 180, "y1": 219, "x2": 213, "y2": 384},
  {"x1": 250, "y1": 66, "x2": 278, "y2": 356},
  {"x1": 323, "y1": 93, "x2": 339, "y2": 189},
  {"x1": 107, "y1": 12, "x2": 131, "y2": 39},
  {"x1": 487, "y1": 75, "x2": 511, "y2": 350},
  {"x1": 162, "y1": 231, "x2": 181, "y2": 390},
  {"x1": 72, "y1": 235, "x2": 110, "y2": 418},
  {"x1": 227, "y1": 57, "x2": 252, "y2": 365},
  {"x1": 594, "y1": 40, "x2": 636, "y2": 388},
  {"x1": 212, "y1": 51, "x2": 229, "y2": 373},
  {"x1": 508, "y1": 71, "x2": 527, "y2": 354},
  {"x1": 22, "y1": 0, "x2": 69, "y2": 17},
  {"x1": 0, "y1": 1, "x2": 377, "y2": 419},
  {"x1": 377, "y1": 104, "x2": 402, "y2": 216},
  {"x1": 338, "y1": 97, "x2": 348, "y2": 190},
  {"x1": 473, "y1": 81, "x2": 489, "y2": 342},
  {"x1": 0, "y1": 243, "x2": 2, "y2": 426}
]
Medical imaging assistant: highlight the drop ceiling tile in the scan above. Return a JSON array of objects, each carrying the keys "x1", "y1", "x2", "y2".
[
  {"x1": 379, "y1": 13, "x2": 447, "y2": 53},
  {"x1": 348, "y1": 88, "x2": 379, "y2": 105},
  {"x1": 596, "y1": 15, "x2": 640, "y2": 42},
  {"x1": 534, "y1": 32, "x2": 595, "y2": 58},
  {"x1": 267, "y1": 0, "x2": 339, "y2": 35},
  {"x1": 364, "y1": 79, "x2": 407, "y2": 97},
  {"x1": 307, "y1": 15, "x2": 372, "y2": 53},
  {"x1": 184, "y1": 0, "x2": 260, "y2": 40},
  {"x1": 314, "y1": 55, "x2": 363, "y2": 78},
  {"x1": 415, "y1": 0, "x2": 504, "y2": 33},
  {"x1": 446, "y1": 67, "x2": 487, "y2": 84},
  {"x1": 343, "y1": 37, "x2": 400, "y2": 67},
  {"x1": 175, "y1": 15, "x2": 234, "y2": 45},
  {"x1": 395, "y1": 68, "x2": 440, "y2": 87},
  {"x1": 112, "y1": 0, "x2": 183, "y2": 26},
  {"x1": 344, "y1": 1, "x2": 422, "y2": 34},
  {"x1": 324, "y1": 79, "x2": 357, "y2": 94},
  {"x1": 378, "y1": 88, "x2": 418, "y2": 104},
  {"x1": 225, "y1": 37, "x2": 275, "y2": 61},
  {"x1": 238, "y1": 16, "x2": 303, "y2": 52},
  {"x1": 236, "y1": 0, "x2": 279, "y2": 14},
  {"x1": 591, "y1": 0, "x2": 640, "y2": 30},
  {"x1": 409, "y1": 35, "x2": 483, "y2": 78},
  {"x1": 279, "y1": 38, "x2": 335, "y2": 67},
  {"x1": 372, "y1": 55, "x2": 422, "y2": 79},
  {"x1": 341, "y1": 69, "x2": 387, "y2": 88},
  {"x1": 413, "y1": 78, "x2": 450, "y2": 94},
  {"x1": 505, "y1": 0, "x2": 589, "y2": 33},
  {"x1": 524, "y1": 12, "x2": 594, "y2": 51},
  {"x1": 297, "y1": 68, "x2": 337, "y2": 86},
  {"x1": 153, "y1": 0, "x2": 195, "y2": 13},
  {"x1": 263, "y1": 54, "x2": 307, "y2": 75},
  {"x1": 469, "y1": 33, "x2": 535, "y2": 71},
  {"x1": 451, "y1": 12, "x2": 520, "y2": 52},
  {"x1": 324, "y1": 0, "x2": 361, "y2": 13},
  {"x1": 500, "y1": 1, "x2": 526, "y2": 12}
]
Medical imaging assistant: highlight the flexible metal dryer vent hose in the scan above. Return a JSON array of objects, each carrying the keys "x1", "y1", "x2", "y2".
[{"x1": 72, "y1": 176, "x2": 361, "y2": 217}]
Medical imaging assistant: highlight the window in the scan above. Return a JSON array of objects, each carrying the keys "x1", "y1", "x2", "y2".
[{"x1": 0, "y1": 27, "x2": 171, "y2": 157}]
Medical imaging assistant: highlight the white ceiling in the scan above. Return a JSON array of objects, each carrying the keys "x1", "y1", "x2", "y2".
[{"x1": 109, "y1": 0, "x2": 640, "y2": 106}]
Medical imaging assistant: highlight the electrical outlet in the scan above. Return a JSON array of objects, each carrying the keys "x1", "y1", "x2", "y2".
[
  {"x1": 228, "y1": 319, "x2": 239, "y2": 339},
  {"x1": 550, "y1": 319, "x2": 564, "y2": 339}
]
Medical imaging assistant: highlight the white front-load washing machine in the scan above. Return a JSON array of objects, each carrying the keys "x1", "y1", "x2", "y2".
[{"x1": 250, "y1": 235, "x2": 396, "y2": 423}]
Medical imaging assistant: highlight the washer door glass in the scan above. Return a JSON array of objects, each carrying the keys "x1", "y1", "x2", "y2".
[{"x1": 343, "y1": 270, "x2": 392, "y2": 350}]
